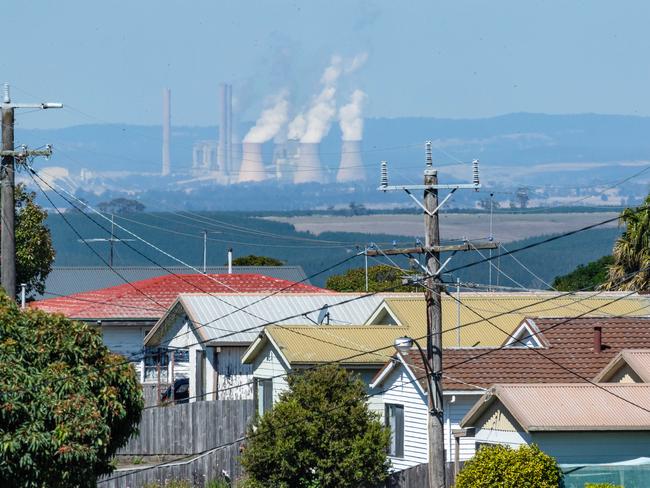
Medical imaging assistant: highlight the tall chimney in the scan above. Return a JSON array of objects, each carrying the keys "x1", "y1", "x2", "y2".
[
  {"x1": 227, "y1": 248, "x2": 233, "y2": 274},
  {"x1": 218, "y1": 83, "x2": 232, "y2": 178},
  {"x1": 161, "y1": 88, "x2": 171, "y2": 176},
  {"x1": 294, "y1": 142, "x2": 324, "y2": 184},
  {"x1": 593, "y1": 326, "x2": 602, "y2": 352},
  {"x1": 336, "y1": 140, "x2": 365, "y2": 183},
  {"x1": 238, "y1": 142, "x2": 266, "y2": 182}
]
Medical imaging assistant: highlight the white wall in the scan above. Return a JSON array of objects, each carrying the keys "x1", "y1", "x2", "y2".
[
  {"x1": 102, "y1": 325, "x2": 149, "y2": 380},
  {"x1": 251, "y1": 342, "x2": 290, "y2": 403},
  {"x1": 216, "y1": 346, "x2": 254, "y2": 400}
]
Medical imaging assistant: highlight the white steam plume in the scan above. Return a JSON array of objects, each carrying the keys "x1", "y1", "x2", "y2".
[
  {"x1": 288, "y1": 52, "x2": 368, "y2": 143},
  {"x1": 339, "y1": 89, "x2": 367, "y2": 141},
  {"x1": 244, "y1": 91, "x2": 290, "y2": 143}
]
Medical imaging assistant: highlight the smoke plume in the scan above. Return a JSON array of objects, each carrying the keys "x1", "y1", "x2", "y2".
[
  {"x1": 244, "y1": 91, "x2": 290, "y2": 143},
  {"x1": 339, "y1": 89, "x2": 367, "y2": 141}
]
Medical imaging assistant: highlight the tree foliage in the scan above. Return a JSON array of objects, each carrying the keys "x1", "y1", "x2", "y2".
[
  {"x1": 240, "y1": 365, "x2": 390, "y2": 488},
  {"x1": 455, "y1": 444, "x2": 563, "y2": 488},
  {"x1": 602, "y1": 195, "x2": 650, "y2": 291},
  {"x1": 325, "y1": 264, "x2": 416, "y2": 292},
  {"x1": 97, "y1": 198, "x2": 145, "y2": 214},
  {"x1": 0, "y1": 295, "x2": 143, "y2": 487},
  {"x1": 231, "y1": 255, "x2": 284, "y2": 266},
  {"x1": 551, "y1": 255, "x2": 613, "y2": 291},
  {"x1": 11, "y1": 184, "x2": 55, "y2": 297}
]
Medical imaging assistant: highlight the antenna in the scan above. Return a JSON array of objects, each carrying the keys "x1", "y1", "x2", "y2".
[
  {"x1": 380, "y1": 161, "x2": 388, "y2": 190},
  {"x1": 425, "y1": 140, "x2": 432, "y2": 167},
  {"x1": 317, "y1": 304, "x2": 330, "y2": 325}
]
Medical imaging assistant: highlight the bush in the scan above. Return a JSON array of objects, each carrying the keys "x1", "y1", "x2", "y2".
[
  {"x1": 455, "y1": 444, "x2": 563, "y2": 488},
  {"x1": 584, "y1": 484, "x2": 623, "y2": 488}
]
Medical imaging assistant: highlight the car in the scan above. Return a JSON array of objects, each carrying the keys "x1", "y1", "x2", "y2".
[{"x1": 161, "y1": 377, "x2": 189, "y2": 404}]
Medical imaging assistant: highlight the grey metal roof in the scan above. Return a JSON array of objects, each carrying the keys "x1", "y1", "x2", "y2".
[
  {"x1": 37, "y1": 266, "x2": 309, "y2": 299},
  {"x1": 154, "y1": 293, "x2": 398, "y2": 345}
]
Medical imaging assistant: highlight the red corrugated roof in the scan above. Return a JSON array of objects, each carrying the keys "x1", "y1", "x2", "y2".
[
  {"x1": 30, "y1": 273, "x2": 329, "y2": 319},
  {"x1": 399, "y1": 317, "x2": 650, "y2": 390}
]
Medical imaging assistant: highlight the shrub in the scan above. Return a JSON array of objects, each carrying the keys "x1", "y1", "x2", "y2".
[
  {"x1": 584, "y1": 484, "x2": 623, "y2": 488},
  {"x1": 455, "y1": 444, "x2": 563, "y2": 488}
]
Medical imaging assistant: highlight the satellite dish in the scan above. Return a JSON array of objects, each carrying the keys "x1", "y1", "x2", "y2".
[{"x1": 317, "y1": 304, "x2": 330, "y2": 325}]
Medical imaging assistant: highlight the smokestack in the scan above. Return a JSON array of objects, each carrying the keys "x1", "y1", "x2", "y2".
[
  {"x1": 238, "y1": 142, "x2": 267, "y2": 183},
  {"x1": 294, "y1": 143, "x2": 323, "y2": 184},
  {"x1": 593, "y1": 326, "x2": 602, "y2": 352},
  {"x1": 162, "y1": 88, "x2": 171, "y2": 176},
  {"x1": 218, "y1": 83, "x2": 232, "y2": 178},
  {"x1": 336, "y1": 140, "x2": 364, "y2": 183}
]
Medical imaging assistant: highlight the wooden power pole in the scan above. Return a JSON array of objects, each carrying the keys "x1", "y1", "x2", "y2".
[
  {"x1": 0, "y1": 83, "x2": 61, "y2": 299},
  {"x1": 368, "y1": 142, "x2": 497, "y2": 488}
]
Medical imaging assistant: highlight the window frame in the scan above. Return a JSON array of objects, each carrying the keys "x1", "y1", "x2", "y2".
[{"x1": 385, "y1": 403, "x2": 404, "y2": 458}]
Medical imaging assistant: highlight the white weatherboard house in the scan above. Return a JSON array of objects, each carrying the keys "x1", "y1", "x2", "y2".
[
  {"x1": 460, "y1": 383, "x2": 650, "y2": 464},
  {"x1": 144, "y1": 293, "x2": 391, "y2": 402}
]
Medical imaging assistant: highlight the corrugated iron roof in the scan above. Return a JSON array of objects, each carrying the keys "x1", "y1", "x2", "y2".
[
  {"x1": 265, "y1": 325, "x2": 408, "y2": 365},
  {"x1": 30, "y1": 273, "x2": 328, "y2": 319},
  {"x1": 36, "y1": 266, "x2": 310, "y2": 299},
  {"x1": 380, "y1": 293, "x2": 650, "y2": 347},
  {"x1": 594, "y1": 349, "x2": 650, "y2": 383},
  {"x1": 462, "y1": 383, "x2": 650, "y2": 431},
  {"x1": 148, "y1": 293, "x2": 395, "y2": 345}
]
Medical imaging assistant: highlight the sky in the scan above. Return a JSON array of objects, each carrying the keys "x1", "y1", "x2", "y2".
[{"x1": 4, "y1": 0, "x2": 650, "y2": 129}]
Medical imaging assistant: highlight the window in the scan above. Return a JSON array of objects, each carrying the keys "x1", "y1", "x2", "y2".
[
  {"x1": 256, "y1": 378, "x2": 273, "y2": 415},
  {"x1": 385, "y1": 403, "x2": 404, "y2": 457},
  {"x1": 143, "y1": 347, "x2": 169, "y2": 383}
]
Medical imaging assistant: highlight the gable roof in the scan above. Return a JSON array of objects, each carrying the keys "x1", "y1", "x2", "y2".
[
  {"x1": 368, "y1": 294, "x2": 650, "y2": 348},
  {"x1": 594, "y1": 349, "x2": 650, "y2": 383},
  {"x1": 461, "y1": 383, "x2": 650, "y2": 432},
  {"x1": 242, "y1": 325, "x2": 408, "y2": 366},
  {"x1": 145, "y1": 293, "x2": 393, "y2": 346},
  {"x1": 35, "y1": 266, "x2": 311, "y2": 299},
  {"x1": 442, "y1": 317, "x2": 650, "y2": 390},
  {"x1": 30, "y1": 273, "x2": 328, "y2": 320}
]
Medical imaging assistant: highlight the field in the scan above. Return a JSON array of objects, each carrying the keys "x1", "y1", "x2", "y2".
[{"x1": 263, "y1": 212, "x2": 620, "y2": 243}]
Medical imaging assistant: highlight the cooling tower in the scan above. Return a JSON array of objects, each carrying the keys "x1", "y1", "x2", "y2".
[
  {"x1": 336, "y1": 140, "x2": 365, "y2": 183},
  {"x1": 161, "y1": 88, "x2": 171, "y2": 176},
  {"x1": 294, "y1": 143, "x2": 324, "y2": 184},
  {"x1": 238, "y1": 142, "x2": 266, "y2": 183}
]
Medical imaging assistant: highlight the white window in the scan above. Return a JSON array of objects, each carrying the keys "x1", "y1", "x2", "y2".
[
  {"x1": 385, "y1": 403, "x2": 404, "y2": 457},
  {"x1": 256, "y1": 378, "x2": 273, "y2": 415}
]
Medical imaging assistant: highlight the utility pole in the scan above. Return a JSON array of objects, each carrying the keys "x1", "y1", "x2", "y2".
[
  {"x1": 1, "y1": 83, "x2": 61, "y2": 300},
  {"x1": 78, "y1": 215, "x2": 134, "y2": 267},
  {"x1": 368, "y1": 142, "x2": 497, "y2": 488}
]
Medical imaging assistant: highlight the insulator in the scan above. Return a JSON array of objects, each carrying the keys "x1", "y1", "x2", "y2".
[
  {"x1": 380, "y1": 161, "x2": 388, "y2": 188},
  {"x1": 3, "y1": 83, "x2": 9, "y2": 104},
  {"x1": 472, "y1": 159, "x2": 480, "y2": 186},
  {"x1": 425, "y1": 141, "x2": 433, "y2": 167}
]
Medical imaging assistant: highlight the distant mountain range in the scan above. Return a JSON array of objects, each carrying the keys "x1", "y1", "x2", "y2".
[{"x1": 17, "y1": 113, "x2": 650, "y2": 180}]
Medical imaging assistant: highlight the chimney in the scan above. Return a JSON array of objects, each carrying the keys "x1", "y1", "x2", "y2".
[
  {"x1": 227, "y1": 248, "x2": 233, "y2": 274},
  {"x1": 294, "y1": 142, "x2": 324, "y2": 184},
  {"x1": 336, "y1": 140, "x2": 365, "y2": 183},
  {"x1": 161, "y1": 88, "x2": 171, "y2": 176},
  {"x1": 593, "y1": 326, "x2": 602, "y2": 352},
  {"x1": 238, "y1": 142, "x2": 267, "y2": 182}
]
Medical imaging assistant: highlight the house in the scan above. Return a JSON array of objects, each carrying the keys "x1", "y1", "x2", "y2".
[
  {"x1": 460, "y1": 383, "x2": 650, "y2": 464},
  {"x1": 30, "y1": 273, "x2": 328, "y2": 380},
  {"x1": 35, "y1": 265, "x2": 311, "y2": 299},
  {"x1": 353, "y1": 316, "x2": 650, "y2": 470},
  {"x1": 143, "y1": 293, "x2": 404, "y2": 402},
  {"x1": 365, "y1": 293, "x2": 650, "y2": 347}
]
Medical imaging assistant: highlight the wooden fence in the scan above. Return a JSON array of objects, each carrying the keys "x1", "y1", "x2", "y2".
[
  {"x1": 385, "y1": 462, "x2": 461, "y2": 488},
  {"x1": 118, "y1": 399, "x2": 254, "y2": 456},
  {"x1": 99, "y1": 400, "x2": 254, "y2": 487}
]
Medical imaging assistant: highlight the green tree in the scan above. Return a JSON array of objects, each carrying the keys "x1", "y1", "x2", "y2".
[
  {"x1": 240, "y1": 365, "x2": 390, "y2": 488},
  {"x1": 326, "y1": 264, "x2": 415, "y2": 292},
  {"x1": 0, "y1": 295, "x2": 143, "y2": 487},
  {"x1": 455, "y1": 444, "x2": 563, "y2": 488},
  {"x1": 11, "y1": 184, "x2": 55, "y2": 297},
  {"x1": 603, "y1": 195, "x2": 650, "y2": 290},
  {"x1": 551, "y1": 255, "x2": 614, "y2": 291},
  {"x1": 231, "y1": 255, "x2": 284, "y2": 266}
]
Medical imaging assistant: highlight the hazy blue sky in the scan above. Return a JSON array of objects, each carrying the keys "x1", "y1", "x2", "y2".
[{"x1": 5, "y1": 0, "x2": 650, "y2": 128}]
